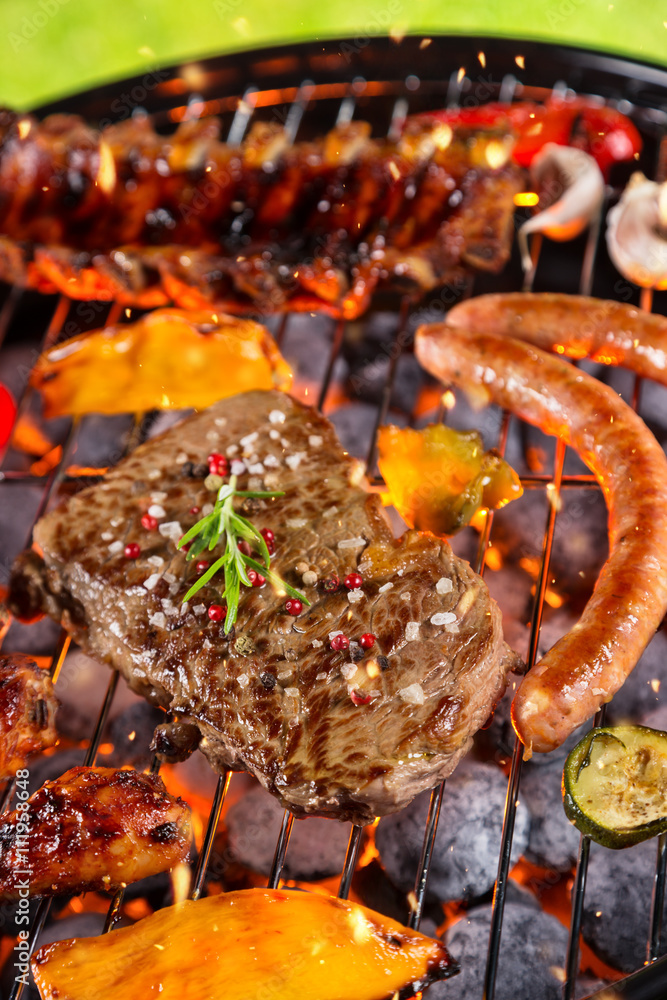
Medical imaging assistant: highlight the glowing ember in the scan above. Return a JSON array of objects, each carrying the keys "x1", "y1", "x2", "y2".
[{"x1": 514, "y1": 191, "x2": 540, "y2": 207}]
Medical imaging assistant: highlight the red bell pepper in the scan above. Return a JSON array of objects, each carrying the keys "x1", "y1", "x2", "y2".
[
  {"x1": 0, "y1": 382, "x2": 16, "y2": 449},
  {"x1": 414, "y1": 98, "x2": 642, "y2": 178}
]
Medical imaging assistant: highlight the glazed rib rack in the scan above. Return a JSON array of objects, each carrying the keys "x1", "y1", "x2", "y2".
[{"x1": 1, "y1": 35, "x2": 667, "y2": 1000}]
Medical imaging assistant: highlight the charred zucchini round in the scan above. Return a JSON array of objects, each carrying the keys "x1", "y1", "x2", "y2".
[{"x1": 562, "y1": 725, "x2": 667, "y2": 849}]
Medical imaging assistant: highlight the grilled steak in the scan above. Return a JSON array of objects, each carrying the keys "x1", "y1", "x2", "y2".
[{"x1": 10, "y1": 391, "x2": 520, "y2": 824}]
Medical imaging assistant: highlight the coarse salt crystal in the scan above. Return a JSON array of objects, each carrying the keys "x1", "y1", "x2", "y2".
[
  {"x1": 108, "y1": 540, "x2": 123, "y2": 554},
  {"x1": 341, "y1": 663, "x2": 358, "y2": 680},
  {"x1": 280, "y1": 437, "x2": 291, "y2": 449},
  {"x1": 148, "y1": 469, "x2": 161, "y2": 480},
  {"x1": 194, "y1": 604, "x2": 206, "y2": 615},
  {"x1": 316, "y1": 671, "x2": 326, "y2": 680},
  {"x1": 347, "y1": 589, "x2": 364, "y2": 604},
  {"x1": 247, "y1": 476, "x2": 264, "y2": 491},
  {"x1": 230, "y1": 460, "x2": 246, "y2": 476},
  {"x1": 158, "y1": 521, "x2": 183, "y2": 542},
  {"x1": 269, "y1": 410, "x2": 286, "y2": 424},
  {"x1": 329, "y1": 630, "x2": 344, "y2": 640},
  {"x1": 143, "y1": 573, "x2": 161, "y2": 591},
  {"x1": 278, "y1": 669, "x2": 293, "y2": 681},
  {"x1": 405, "y1": 621, "x2": 420, "y2": 641},
  {"x1": 205, "y1": 430, "x2": 219, "y2": 443},
  {"x1": 148, "y1": 504, "x2": 166, "y2": 519},
  {"x1": 202, "y1": 638, "x2": 212, "y2": 649},
  {"x1": 285, "y1": 452, "x2": 305, "y2": 471},
  {"x1": 287, "y1": 517, "x2": 307, "y2": 529},
  {"x1": 312, "y1": 640, "x2": 323, "y2": 648},
  {"x1": 431, "y1": 612, "x2": 457, "y2": 626},
  {"x1": 176, "y1": 452, "x2": 189, "y2": 464},
  {"x1": 147, "y1": 555, "x2": 164, "y2": 568},
  {"x1": 202, "y1": 503, "x2": 214, "y2": 515},
  {"x1": 240, "y1": 431, "x2": 258, "y2": 448},
  {"x1": 163, "y1": 572, "x2": 176, "y2": 584},
  {"x1": 378, "y1": 582, "x2": 394, "y2": 593},
  {"x1": 399, "y1": 683, "x2": 425, "y2": 705},
  {"x1": 263, "y1": 454, "x2": 280, "y2": 468},
  {"x1": 215, "y1": 417, "x2": 227, "y2": 427},
  {"x1": 436, "y1": 577, "x2": 454, "y2": 595},
  {"x1": 323, "y1": 505, "x2": 338, "y2": 518},
  {"x1": 284, "y1": 687, "x2": 300, "y2": 698},
  {"x1": 269, "y1": 429, "x2": 280, "y2": 440},
  {"x1": 445, "y1": 623, "x2": 459, "y2": 634},
  {"x1": 400, "y1": 592, "x2": 411, "y2": 601},
  {"x1": 226, "y1": 444, "x2": 239, "y2": 456},
  {"x1": 181, "y1": 602, "x2": 189, "y2": 614},
  {"x1": 110, "y1": 517, "x2": 123, "y2": 528},
  {"x1": 337, "y1": 537, "x2": 366, "y2": 549},
  {"x1": 150, "y1": 492, "x2": 167, "y2": 503},
  {"x1": 101, "y1": 530, "x2": 113, "y2": 541},
  {"x1": 237, "y1": 673, "x2": 250, "y2": 689},
  {"x1": 149, "y1": 612, "x2": 167, "y2": 628},
  {"x1": 308, "y1": 435, "x2": 323, "y2": 448}
]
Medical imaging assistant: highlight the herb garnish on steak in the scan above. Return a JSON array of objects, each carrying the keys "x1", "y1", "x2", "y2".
[{"x1": 10, "y1": 391, "x2": 521, "y2": 824}]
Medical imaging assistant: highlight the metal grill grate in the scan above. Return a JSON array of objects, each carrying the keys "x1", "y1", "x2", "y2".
[{"x1": 1, "y1": 35, "x2": 667, "y2": 1000}]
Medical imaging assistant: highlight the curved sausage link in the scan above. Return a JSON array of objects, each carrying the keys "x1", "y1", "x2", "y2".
[
  {"x1": 415, "y1": 323, "x2": 667, "y2": 754},
  {"x1": 447, "y1": 292, "x2": 667, "y2": 386}
]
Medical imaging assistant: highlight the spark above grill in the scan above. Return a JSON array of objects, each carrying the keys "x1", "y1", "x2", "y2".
[{"x1": 1, "y1": 34, "x2": 667, "y2": 1000}]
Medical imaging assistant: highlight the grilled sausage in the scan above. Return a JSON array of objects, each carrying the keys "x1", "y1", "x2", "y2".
[
  {"x1": 447, "y1": 292, "x2": 667, "y2": 386},
  {"x1": 415, "y1": 324, "x2": 667, "y2": 754}
]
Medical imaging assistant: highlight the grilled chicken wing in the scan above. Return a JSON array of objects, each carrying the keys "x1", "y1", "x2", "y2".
[
  {"x1": 0, "y1": 766, "x2": 192, "y2": 900},
  {"x1": 0, "y1": 653, "x2": 58, "y2": 780}
]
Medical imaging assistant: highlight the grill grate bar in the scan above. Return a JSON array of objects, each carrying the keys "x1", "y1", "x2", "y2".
[
  {"x1": 0, "y1": 285, "x2": 22, "y2": 353},
  {"x1": 648, "y1": 833, "x2": 667, "y2": 963},
  {"x1": 268, "y1": 810, "x2": 295, "y2": 888},
  {"x1": 364, "y1": 296, "x2": 411, "y2": 475},
  {"x1": 579, "y1": 209, "x2": 603, "y2": 297},
  {"x1": 338, "y1": 825, "x2": 365, "y2": 900},
  {"x1": 564, "y1": 834, "x2": 593, "y2": 999},
  {"x1": 191, "y1": 770, "x2": 232, "y2": 901},
  {"x1": 316, "y1": 316, "x2": 346, "y2": 412},
  {"x1": 563, "y1": 704, "x2": 606, "y2": 1000},
  {"x1": 407, "y1": 779, "x2": 446, "y2": 930},
  {"x1": 484, "y1": 435, "x2": 567, "y2": 1000}
]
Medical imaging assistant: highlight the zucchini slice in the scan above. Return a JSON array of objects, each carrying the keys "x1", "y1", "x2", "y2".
[{"x1": 563, "y1": 725, "x2": 667, "y2": 849}]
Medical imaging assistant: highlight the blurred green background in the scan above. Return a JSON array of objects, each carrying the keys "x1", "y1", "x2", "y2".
[{"x1": 1, "y1": 0, "x2": 666, "y2": 109}]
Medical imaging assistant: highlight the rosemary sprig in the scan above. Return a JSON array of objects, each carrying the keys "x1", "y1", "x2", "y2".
[{"x1": 177, "y1": 474, "x2": 309, "y2": 633}]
